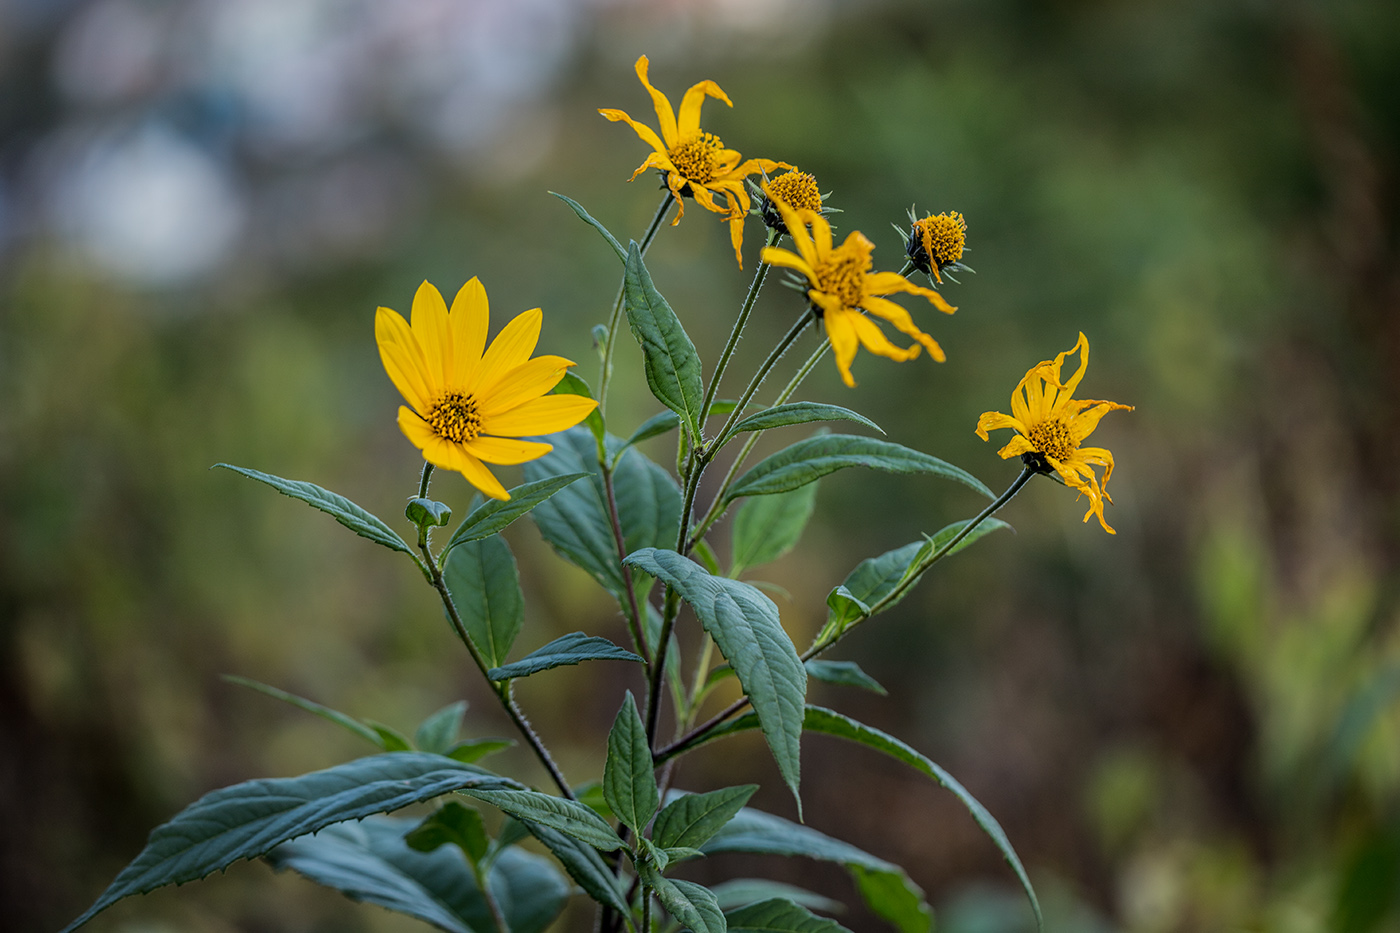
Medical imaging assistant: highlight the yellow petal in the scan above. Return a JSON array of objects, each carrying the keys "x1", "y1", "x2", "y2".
[
  {"x1": 429, "y1": 438, "x2": 511, "y2": 500},
  {"x1": 975, "y1": 410, "x2": 1027, "y2": 441},
  {"x1": 628, "y1": 149, "x2": 673, "y2": 182},
  {"x1": 677, "y1": 79, "x2": 731, "y2": 139},
  {"x1": 690, "y1": 183, "x2": 723, "y2": 214},
  {"x1": 1053, "y1": 333, "x2": 1090, "y2": 413},
  {"x1": 849, "y1": 313, "x2": 920, "y2": 362},
  {"x1": 1067, "y1": 400, "x2": 1132, "y2": 444},
  {"x1": 450, "y1": 277, "x2": 489, "y2": 386},
  {"x1": 411, "y1": 280, "x2": 452, "y2": 387},
  {"x1": 467, "y1": 436, "x2": 555, "y2": 465},
  {"x1": 472, "y1": 308, "x2": 541, "y2": 395},
  {"x1": 867, "y1": 272, "x2": 957, "y2": 314},
  {"x1": 376, "y1": 306, "x2": 434, "y2": 412},
  {"x1": 863, "y1": 296, "x2": 945, "y2": 362},
  {"x1": 634, "y1": 55, "x2": 678, "y2": 149},
  {"x1": 996, "y1": 434, "x2": 1035, "y2": 459},
  {"x1": 824, "y1": 310, "x2": 860, "y2": 388},
  {"x1": 397, "y1": 405, "x2": 436, "y2": 450},
  {"x1": 479, "y1": 355, "x2": 575, "y2": 416},
  {"x1": 482, "y1": 394, "x2": 599, "y2": 437},
  {"x1": 598, "y1": 108, "x2": 668, "y2": 155},
  {"x1": 728, "y1": 214, "x2": 746, "y2": 268},
  {"x1": 760, "y1": 246, "x2": 816, "y2": 282}
]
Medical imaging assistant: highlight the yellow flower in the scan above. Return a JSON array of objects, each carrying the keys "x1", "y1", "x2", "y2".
[
  {"x1": 906, "y1": 211, "x2": 967, "y2": 283},
  {"x1": 758, "y1": 169, "x2": 824, "y2": 230},
  {"x1": 376, "y1": 279, "x2": 598, "y2": 501},
  {"x1": 975, "y1": 333, "x2": 1133, "y2": 533},
  {"x1": 599, "y1": 55, "x2": 787, "y2": 266},
  {"x1": 760, "y1": 195, "x2": 956, "y2": 388}
]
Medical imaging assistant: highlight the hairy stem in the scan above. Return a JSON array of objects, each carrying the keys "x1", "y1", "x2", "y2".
[
  {"x1": 599, "y1": 195, "x2": 674, "y2": 416},
  {"x1": 602, "y1": 458, "x2": 651, "y2": 664},
  {"x1": 698, "y1": 227, "x2": 782, "y2": 436}
]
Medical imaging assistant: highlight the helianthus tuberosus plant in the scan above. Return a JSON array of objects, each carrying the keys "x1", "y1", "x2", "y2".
[{"x1": 66, "y1": 55, "x2": 1132, "y2": 933}]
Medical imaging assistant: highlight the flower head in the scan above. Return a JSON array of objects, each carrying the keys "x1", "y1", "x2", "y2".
[
  {"x1": 906, "y1": 210, "x2": 967, "y2": 283},
  {"x1": 599, "y1": 55, "x2": 788, "y2": 266},
  {"x1": 975, "y1": 333, "x2": 1133, "y2": 533},
  {"x1": 376, "y1": 280, "x2": 598, "y2": 500},
  {"x1": 758, "y1": 169, "x2": 823, "y2": 230},
  {"x1": 760, "y1": 194, "x2": 956, "y2": 388}
]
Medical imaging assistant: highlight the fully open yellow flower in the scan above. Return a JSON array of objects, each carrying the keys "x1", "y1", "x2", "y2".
[
  {"x1": 599, "y1": 55, "x2": 787, "y2": 266},
  {"x1": 760, "y1": 195, "x2": 956, "y2": 388},
  {"x1": 376, "y1": 279, "x2": 598, "y2": 500},
  {"x1": 976, "y1": 333, "x2": 1133, "y2": 533}
]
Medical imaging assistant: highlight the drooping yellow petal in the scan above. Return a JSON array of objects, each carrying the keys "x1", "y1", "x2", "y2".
[
  {"x1": 677, "y1": 79, "x2": 731, "y2": 139},
  {"x1": 863, "y1": 296, "x2": 945, "y2": 362},
  {"x1": 1068, "y1": 400, "x2": 1134, "y2": 444},
  {"x1": 728, "y1": 214, "x2": 746, "y2": 268},
  {"x1": 996, "y1": 434, "x2": 1035, "y2": 459},
  {"x1": 1052, "y1": 333, "x2": 1091, "y2": 416},
  {"x1": 411, "y1": 280, "x2": 452, "y2": 387},
  {"x1": 482, "y1": 394, "x2": 599, "y2": 437},
  {"x1": 397, "y1": 405, "x2": 437, "y2": 450},
  {"x1": 974, "y1": 410, "x2": 1027, "y2": 441},
  {"x1": 824, "y1": 310, "x2": 860, "y2": 388},
  {"x1": 376, "y1": 306, "x2": 433, "y2": 413},
  {"x1": 634, "y1": 55, "x2": 678, "y2": 149},
  {"x1": 467, "y1": 436, "x2": 555, "y2": 465},
  {"x1": 421, "y1": 437, "x2": 510, "y2": 500},
  {"x1": 867, "y1": 272, "x2": 957, "y2": 314},
  {"x1": 472, "y1": 308, "x2": 542, "y2": 395},
  {"x1": 628, "y1": 149, "x2": 673, "y2": 183},
  {"x1": 760, "y1": 245, "x2": 817, "y2": 281},
  {"x1": 478, "y1": 356, "x2": 575, "y2": 417},
  {"x1": 690, "y1": 183, "x2": 723, "y2": 215},
  {"x1": 450, "y1": 277, "x2": 489, "y2": 386},
  {"x1": 849, "y1": 313, "x2": 920, "y2": 362},
  {"x1": 598, "y1": 107, "x2": 668, "y2": 155}
]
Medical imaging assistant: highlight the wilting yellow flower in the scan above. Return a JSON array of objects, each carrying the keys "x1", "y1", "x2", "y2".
[
  {"x1": 906, "y1": 211, "x2": 967, "y2": 283},
  {"x1": 599, "y1": 55, "x2": 787, "y2": 266},
  {"x1": 760, "y1": 195, "x2": 956, "y2": 388},
  {"x1": 976, "y1": 333, "x2": 1133, "y2": 533},
  {"x1": 376, "y1": 279, "x2": 598, "y2": 501}
]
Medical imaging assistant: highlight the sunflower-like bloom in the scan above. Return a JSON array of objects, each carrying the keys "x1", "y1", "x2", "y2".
[
  {"x1": 376, "y1": 280, "x2": 598, "y2": 501},
  {"x1": 906, "y1": 210, "x2": 967, "y2": 283},
  {"x1": 976, "y1": 333, "x2": 1133, "y2": 533},
  {"x1": 760, "y1": 195, "x2": 956, "y2": 388},
  {"x1": 757, "y1": 169, "x2": 825, "y2": 230},
  {"x1": 599, "y1": 55, "x2": 787, "y2": 266}
]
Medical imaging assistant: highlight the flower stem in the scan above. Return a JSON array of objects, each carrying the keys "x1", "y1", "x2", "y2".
[
  {"x1": 703, "y1": 309, "x2": 815, "y2": 461},
  {"x1": 698, "y1": 227, "x2": 782, "y2": 437},
  {"x1": 602, "y1": 458, "x2": 651, "y2": 664},
  {"x1": 599, "y1": 195, "x2": 674, "y2": 416}
]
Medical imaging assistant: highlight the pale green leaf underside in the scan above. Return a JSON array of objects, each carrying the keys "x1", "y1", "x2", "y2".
[
  {"x1": 804, "y1": 660, "x2": 887, "y2": 695},
  {"x1": 487, "y1": 632, "x2": 644, "y2": 682},
  {"x1": 623, "y1": 242, "x2": 706, "y2": 443},
  {"x1": 725, "y1": 435, "x2": 992, "y2": 502}
]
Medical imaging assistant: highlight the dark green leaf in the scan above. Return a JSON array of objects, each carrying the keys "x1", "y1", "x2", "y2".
[
  {"x1": 487, "y1": 632, "x2": 644, "y2": 681},
  {"x1": 624, "y1": 549, "x2": 805, "y2": 809},
  {"x1": 662, "y1": 846, "x2": 706, "y2": 863},
  {"x1": 711, "y1": 880, "x2": 842, "y2": 914},
  {"x1": 442, "y1": 473, "x2": 591, "y2": 556},
  {"x1": 726, "y1": 898, "x2": 853, "y2": 933},
  {"x1": 623, "y1": 242, "x2": 705, "y2": 442},
  {"x1": 730, "y1": 483, "x2": 819, "y2": 576},
  {"x1": 521, "y1": 821, "x2": 632, "y2": 918},
  {"x1": 641, "y1": 864, "x2": 727, "y2": 933},
  {"x1": 604, "y1": 692, "x2": 659, "y2": 832},
  {"x1": 652, "y1": 785, "x2": 758, "y2": 850},
  {"x1": 724, "y1": 436, "x2": 992, "y2": 502},
  {"x1": 269, "y1": 815, "x2": 567, "y2": 933},
  {"x1": 851, "y1": 868, "x2": 933, "y2": 933},
  {"x1": 909, "y1": 517, "x2": 1012, "y2": 571},
  {"x1": 407, "y1": 801, "x2": 490, "y2": 865},
  {"x1": 443, "y1": 535, "x2": 523, "y2": 670},
  {"x1": 63, "y1": 753, "x2": 515, "y2": 932},
  {"x1": 415, "y1": 702, "x2": 467, "y2": 755},
  {"x1": 727, "y1": 403, "x2": 882, "y2": 440},
  {"x1": 447, "y1": 739, "x2": 515, "y2": 764},
  {"x1": 213, "y1": 464, "x2": 417, "y2": 560},
  {"x1": 222, "y1": 675, "x2": 383, "y2": 749},
  {"x1": 553, "y1": 373, "x2": 605, "y2": 445},
  {"x1": 552, "y1": 191, "x2": 626, "y2": 262},
  {"x1": 625, "y1": 411, "x2": 681, "y2": 448},
  {"x1": 407, "y1": 498, "x2": 453, "y2": 530},
  {"x1": 804, "y1": 660, "x2": 887, "y2": 695},
  {"x1": 459, "y1": 788, "x2": 623, "y2": 852}
]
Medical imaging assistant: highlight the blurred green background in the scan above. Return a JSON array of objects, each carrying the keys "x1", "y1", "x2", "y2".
[{"x1": 3, "y1": 0, "x2": 1400, "y2": 930}]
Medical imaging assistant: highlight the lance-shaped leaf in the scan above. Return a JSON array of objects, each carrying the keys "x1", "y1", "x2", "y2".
[
  {"x1": 441, "y1": 473, "x2": 590, "y2": 557},
  {"x1": 622, "y1": 400, "x2": 737, "y2": 454},
  {"x1": 624, "y1": 548, "x2": 806, "y2": 808},
  {"x1": 213, "y1": 464, "x2": 417, "y2": 561},
  {"x1": 520, "y1": 822, "x2": 632, "y2": 919},
  {"x1": 725, "y1": 898, "x2": 853, "y2": 933},
  {"x1": 223, "y1": 675, "x2": 384, "y2": 748},
  {"x1": 804, "y1": 660, "x2": 887, "y2": 695},
  {"x1": 712, "y1": 880, "x2": 842, "y2": 914},
  {"x1": 488, "y1": 632, "x2": 644, "y2": 682},
  {"x1": 730, "y1": 482, "x2": 819, "y2": 576},
  {"x1": 604, "y1": 693, "x2": 659, "y2": 832},
  {"x1": 457, "y1": 788, "x2": 623, "y2": 852},
  {"x1": 63, "y1": 753, "x2": 517, "y2": 932},
  {"x1": 414, "y1": 702, "x2": 468, "y2": 755},
  {"x1": 726, "y1": 402, "x2": 882, "y2": 440},
  {"x1": 724, "y1": 436, "x2": 991, "y2": 502},
  {"x1": 652, "y1": 785, "x2": 758, "y2": 850},
  {"x1": 268, "y1": 815, "x2": 568, "y2": 933},
  {"x1": 524, "y1": 427, "x2": 680, "y2": 602},
  {"x1": 406, "y1": 801, "x2": 490, "y2": 864},
  {"x1": 552, "y1": 191, "x2": 626, "y2": 263},
  {"x1": 640, "y1": 864, "x2": 727, "y2": 933},
  {"x1": 443, "y1": 535, "x2": 524, "y2": 670},
  {"x1": 623, "y1": 242, "x2": 705, "y2": 442}
]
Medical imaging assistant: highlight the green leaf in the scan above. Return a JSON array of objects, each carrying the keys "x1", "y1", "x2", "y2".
[
  {"x1": 604, "y1": 692, "x2": 659, "y2": 832},
  {"x1": 909, "y1": 517, "x2": 1012, "y2": 569},
  {"x1": 63, "y1": 753, "x2": 516, "y2": 932},
  {"x1": 711, "y1": 880, "x2": 842, "y2": 914},
  {"x1": 624, "y1": 548, "x2": 806, "y2": 809},
  {"x1": 269, "y1": 815, "x2": 567, "y2": 933},
  {"x1": 725, "y1": 898, "x2": 853, "y2": 933},
  {"x1": 415, "y1": 702, "x2": 467, "y2": 755},
  {"x1": 662, "y1": 846, "x2": 707, "y2": 863},
  {"x1": 701, "y1": 804, "x2": 928, "y2": 933},
  {"x1": 623, "y1": 401, "x2": 738, "y2": 454},
  {"x1": 520, "y1": 821, "x2": 632, "y2": 919},
  {"x1": 553, "y1": 373, "x2": 605, "y2": 445},
  {"x1": 447, "y1": 739, "x2": 515, "y2": 764},
  {"x1": 459, "y1": 788, "x2": 623, "y2": 852},
  {"x1": 487, "y1": 632, "x2": 644, "y2": 681},
  {"x1": 443, "y1": 535, "x2": 524, "y2": 670},
  {"x1": 623, "y1": 242, "x2": 705, "y2": 443},
  {"x1": 724, "y1": 436, "x2": 992, "y2": 502},
  {"x1": 222, "y1": 675, "x2": 383, "y2": 749},
  {"x1": 441, "y1": 473, "x2": 591, "y2": 557},
  {"x1": 407, "y1": 498, "x2": 453, "y2": 531},
  {"x1": 652, "y1": 785, "x2": 758, "y2": 850},
  {"x1": 851, "y1": 869, "x2": 933, "y2": 933},
  {"x1": 804, "y1": 660, "x2": 887, "y2": 695},
  {"x1": 524, "y1": 428, "x2": 680, "y2": 602},
  {"x1": 641, "y1": 865, "x2": 727, "y2": 933},
  {"x1": 726, "y1": 402, "x2": 883, "y2": 440},
  {"x1": 367, "y1": 721, "x2": 415, "y2": 752},
  {"x1": 213, "y1": 463, "x2": 417, "y2": 561},
  {"x1": 730, "y1": 482, "x2": 819, "y2": 576},
  {"x1": 407, "y1": 801, "x2": 490, "y2": 865},
  {"x1": 552, "y1": 191, "x2": 626, "y2": 263}
]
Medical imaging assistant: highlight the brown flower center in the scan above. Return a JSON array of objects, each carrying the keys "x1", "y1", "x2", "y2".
[
  {"x1": 667, "y1": 132, "x2": 725, "y2": 185},
  {"x1": 916, "y1": 212, "x2": 967, "y2": 266},
  {"x1": 813, "y1": 238, "x2": 873, "y2": 310},
  {"x1": 427, "y1": 391, "x2": 483, "y2": 444},
  {"x1": 766, "y1": 171, "x2": 822, "y2": 212},
  {"x1": 1027, "y1": 419, "x2": 1075, "y2": 461}
]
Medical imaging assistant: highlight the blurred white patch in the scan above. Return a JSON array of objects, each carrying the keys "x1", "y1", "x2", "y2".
[{"x1": 55, "y1": 123, "x2": 244, "y2": 284}]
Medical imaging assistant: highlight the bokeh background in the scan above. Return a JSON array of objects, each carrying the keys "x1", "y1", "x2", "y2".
[{"x1": 3, "y1": 0, "x2": 1400, "y2": 930}]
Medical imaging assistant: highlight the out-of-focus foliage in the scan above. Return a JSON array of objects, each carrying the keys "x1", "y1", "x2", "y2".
[{"x1": 2, "y1": 0, "x2": 1399, "y2": 930}]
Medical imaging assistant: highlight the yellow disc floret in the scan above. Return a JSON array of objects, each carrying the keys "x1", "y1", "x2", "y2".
[
  {"x1": 813, "y1": 235, "x2": 873, "y2": 311},
  {"x1": 766, "y1": 171, "x2": 823, "y2": 213},
  {"x1": 426, "y1": 391, "x2": 483, "y2": 444},
  {"x1": 666, "y1": 133, "x2": 725, "y2": 186},
  {"x1": 1027, "y1": 419, "x2": 1074, "y2": 462}
]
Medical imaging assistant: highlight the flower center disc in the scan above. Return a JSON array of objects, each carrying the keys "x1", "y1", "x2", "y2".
[
  {"x1": 427, "y1": 391, "x2": 483, "y2": 443},
  {"x1": 767, "y1": 171, "x2": 822, "y2": 212},
  {"x1": 815, "y1": 242, "x2": 872, "y2": 310},
  {"x1": 916, "y1": 212, "x2": 967, "y2": 266},
  {"x1": 668, "y1": 133, "x2": 724, "y2": 185},
  {"x1": 1028, "y1": 419, "x2": 1075, "y2": 461}
]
